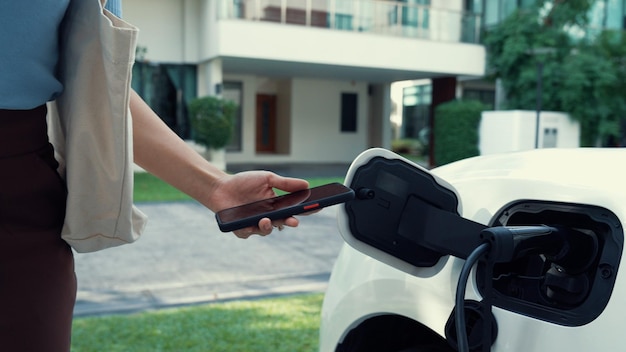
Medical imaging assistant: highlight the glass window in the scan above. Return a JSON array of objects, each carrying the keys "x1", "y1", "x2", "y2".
[
  {"x1": 341, "y1": 93, "x2": 358, "y2": 132},
  {"x1": 502, "y1": 1, "x2": 518, "y2": 18},
  {"x1": 232, "y1": 0, "x2": 245, "y2": 18},
  {"x1": 586, "y1": 0, "x2": 624, "y2": 35},
  {"x1": 132, "y1": 62, "x2": 197, "y2": 139},
  {"x1": 403, "y1": 95, "x2": 419, "y2": 106},
  {"x1": 402, "y1": 83, "x2": 431, "y2": 139},
  {"x1": 463, "y1": 89, "x2": 495, "y2": 109},
  {"x1": 483, "y1": 0, "x2": 536, "y2": 28},
  {"x1": 334, "y1": 0, "x2": 355, "y2": 30},
  {"x1": 467, "y1": 0, "x2": 483, "y2": 12},
  {"x1": 484, "y1": 0, "x2": 500, "y2": 26}
]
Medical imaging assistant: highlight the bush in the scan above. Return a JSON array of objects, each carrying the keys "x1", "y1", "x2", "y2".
[
  {"x1": 391, "y1": 138, "x2": 424, "y2": 156},
  {"x1": 188, "y1": 96, "x2": 237, "y2": 149},
  {"x1": 433, "y1": 100, "x2": 486, "y2": 166}
]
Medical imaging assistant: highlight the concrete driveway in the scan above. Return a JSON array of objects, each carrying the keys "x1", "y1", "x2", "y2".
[{"x1": 73, "y1": 200, "x2": 345, "y2": 316}]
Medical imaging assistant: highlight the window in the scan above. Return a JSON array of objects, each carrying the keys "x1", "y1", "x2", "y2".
[
  {"x1": 131, "y1": 62, "x2": 196, "y2": 139},
  {"x1": 341, "y1": 93, "x2": 358, "y2": 132},
  {"x1": 543, "y1": 128, "x2": 558, "y2": 148},
  {"x1": 463, "y1": 89, "x2": 495, "y2": 109},
  {"x1": 402, "y1": 84, "x2": 431, "y2": 139},
  {"x1": 589, "y1": 0, "x2": 625, "y2": 30}
]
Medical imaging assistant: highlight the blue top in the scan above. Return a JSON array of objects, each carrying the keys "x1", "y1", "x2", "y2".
[
  {"x1": 105, "y1": 0, "x2": 123, "y2": 18},
  {"x1": 0, "y1": 0, "x2": 122, "y2": 110}
]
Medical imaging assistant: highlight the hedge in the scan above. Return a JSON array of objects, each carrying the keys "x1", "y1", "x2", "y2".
[{"x1": 433, "y1": 99, "x2": 486, "y2": 166}]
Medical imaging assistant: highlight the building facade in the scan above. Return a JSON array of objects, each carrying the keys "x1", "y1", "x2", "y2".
[
  {"x1": 123, "y1": 0, "x2": 486, "y2": 165},
  {"x1": 397, "y1": 0, "x2": 626, "y2": 146}
]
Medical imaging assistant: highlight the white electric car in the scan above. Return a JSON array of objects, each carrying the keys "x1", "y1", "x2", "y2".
[{"x1": 320, "y1": 148, "x2": 625, "y2": 352}]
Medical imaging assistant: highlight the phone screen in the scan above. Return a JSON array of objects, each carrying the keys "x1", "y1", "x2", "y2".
[{"x1": 216, "y1": 182, "x2": 354, "y2": 232}]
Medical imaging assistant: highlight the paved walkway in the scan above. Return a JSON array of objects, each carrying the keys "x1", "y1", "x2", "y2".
[
  {"x1": 73, "y1": 164, "x2": 350, "y2": 316},
  {"x1": 226, "y1": 162, "x2": 352, "y2": 178}
]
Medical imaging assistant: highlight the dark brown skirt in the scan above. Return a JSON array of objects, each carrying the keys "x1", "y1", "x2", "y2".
[{"x1": 0, "y1": 105, "x2": 76, "y2": 352}]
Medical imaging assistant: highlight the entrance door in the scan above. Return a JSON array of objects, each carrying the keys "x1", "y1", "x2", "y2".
[{"x1": 256, "y1": 94, "x2": 277, "y2": 153}]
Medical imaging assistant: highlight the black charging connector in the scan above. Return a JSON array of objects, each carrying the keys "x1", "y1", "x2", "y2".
[
  {"x1": 355, "y1": 187, "x2": 375, "y2": 200},
  {"x1": 479, "y1": 225, "x2": 562, "y2": 263},
  {"x1": 455, "y1": 225, "x2": 566, "y2": 352}
]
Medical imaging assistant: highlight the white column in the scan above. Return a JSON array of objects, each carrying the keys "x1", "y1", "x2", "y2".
[
  {"x1": 380, "y1": 83, "x2": 392, "y2": 149},
  {"x1": 197, "y1": 58, "x2": 223, "y2": 97}
]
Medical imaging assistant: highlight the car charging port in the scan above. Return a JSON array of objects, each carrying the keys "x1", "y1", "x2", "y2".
[
  {"x1": 480, "y1": 224, "x2": 600, "y2": 308},
  {"x1": 476, "y1": 200, "x2": 622, "y2": 326},
  {"x1": 451, "y1": 222, "x2": 610, "y2": 352}
]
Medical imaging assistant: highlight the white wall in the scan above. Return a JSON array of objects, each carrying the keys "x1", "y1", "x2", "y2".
[
  {"x1": 216, "y1": 20, "x2": 485, "y2": 77},
  {"x1": 479, "y1": 110, "x2": 580, "y2": 155},
  {"x1": 225, "y1": 74, "x2": 258, "y2": 161},
  {"x1": 124, "y1": 0, "x2": 201, "y2": 63},
  {"x1": 224, "y1": 75, "x2": 370, "y2": 164},
  {"x1": 291, "y1": 78, "x2": 369, "y2": 162}
]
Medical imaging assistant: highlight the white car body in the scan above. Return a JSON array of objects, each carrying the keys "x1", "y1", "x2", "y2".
[{"x1": 320, "y1": 148, "x2": 626, "y2": 352}]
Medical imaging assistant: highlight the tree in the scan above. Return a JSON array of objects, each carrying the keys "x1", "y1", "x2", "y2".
[
  {"x1": 560, "y1": 41, "x2": 618, "y2": 145},
  {"x1": 483, "y1": 0, "x2": 625, "y2": 146},
  {"x1": 593, "y1": 31, "x2": 626, "y2": 145}
]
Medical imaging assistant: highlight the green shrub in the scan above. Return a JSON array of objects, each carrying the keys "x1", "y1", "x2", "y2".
[
  {"x1": 434, "y1": 100, "x2": 486, "y2": 166},
  {"x1": 391, "y1": 138, "x2": 424, "y2": 156},
  {"x1": 188, "y1": 96, "x2": 237, "y2": 149}
]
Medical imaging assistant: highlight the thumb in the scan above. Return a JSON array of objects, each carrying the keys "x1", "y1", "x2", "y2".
[{"x1": 268, "y1": 174, "x2": 309, "y2": 193}]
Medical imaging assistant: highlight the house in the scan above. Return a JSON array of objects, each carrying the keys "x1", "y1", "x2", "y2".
[{"x1": 123, "y1": 0, "x2": 486, "y2": 165}]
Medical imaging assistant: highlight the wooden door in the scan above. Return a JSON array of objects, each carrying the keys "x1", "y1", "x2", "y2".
[{"x1": 255, "y1": 94, "x2": 277, "y2": 153}]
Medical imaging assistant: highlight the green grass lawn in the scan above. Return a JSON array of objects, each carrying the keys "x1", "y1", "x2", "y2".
[
  {"x1": 133, "y1": 172, "x2": 194, "y2": 202},
  {"x1": 133, "y1": 172, "x2": 345, "y2": 202},
  {"x1": 75, "y1": 173, "x2": 343, "y2": 352},
  {"x1": 72, "y1": 293, "x2": 324, "y2": 352}
]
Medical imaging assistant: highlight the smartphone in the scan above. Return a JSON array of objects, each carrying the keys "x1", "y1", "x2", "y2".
[{"x1": 215, "y1": 182, "x2": 355, "y2": 232}]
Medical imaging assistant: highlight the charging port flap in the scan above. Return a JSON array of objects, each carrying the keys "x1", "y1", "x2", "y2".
[{"x1": 337, "y1": 148, "x2": 486, "y2": 274}]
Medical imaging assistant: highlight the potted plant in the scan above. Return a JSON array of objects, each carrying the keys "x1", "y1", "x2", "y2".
[{"x1": 188, "y1": 95, "x2": 237, "y2": 170}]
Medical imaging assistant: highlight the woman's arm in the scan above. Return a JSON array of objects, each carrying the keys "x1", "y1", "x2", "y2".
[{"x1": 129, "y1": 90, "x2": 309, "y2": 238}]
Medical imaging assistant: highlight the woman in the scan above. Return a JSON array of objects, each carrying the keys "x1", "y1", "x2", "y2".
[{"x1": 0, "y1": 1, "x2": 308, "y2": 350}]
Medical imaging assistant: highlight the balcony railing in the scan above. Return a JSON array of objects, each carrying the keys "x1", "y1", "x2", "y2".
[{"x1": 218, "y1": 0, "x2": 482, "y2": 44}]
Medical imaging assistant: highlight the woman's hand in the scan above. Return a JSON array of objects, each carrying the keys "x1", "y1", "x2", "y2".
[
  {"x1": 130, "y1": 90, "x2": 309, "y2": 239},
  {"x1": 209, "y1": 171, "x2": 309, "y2": 238}
]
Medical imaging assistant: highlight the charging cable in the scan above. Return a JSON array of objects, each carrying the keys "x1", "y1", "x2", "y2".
[
  {"x1": 455, "y1": 242, "x2": 491, "y2": 352},
  {"x1": 454, "y1": 225, "x2": 561, "y2": 352}
]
